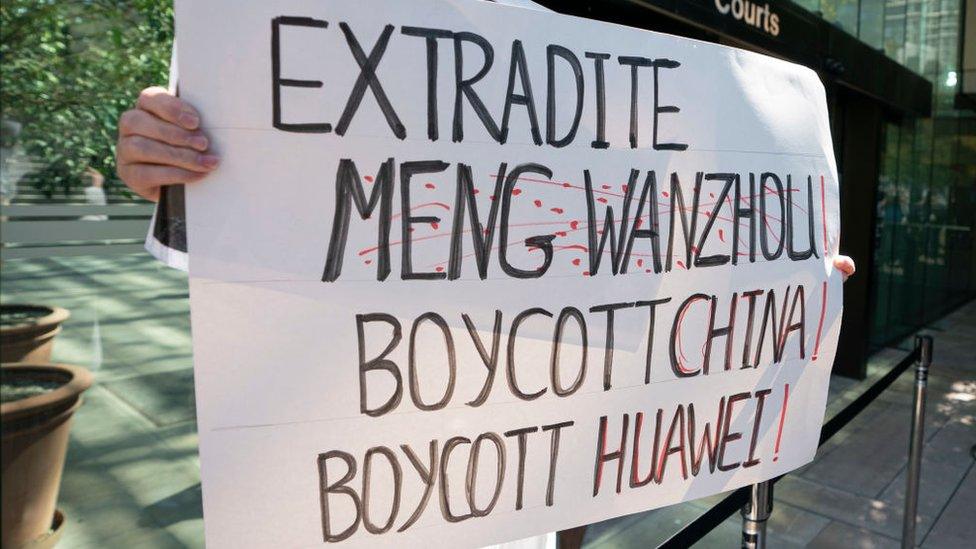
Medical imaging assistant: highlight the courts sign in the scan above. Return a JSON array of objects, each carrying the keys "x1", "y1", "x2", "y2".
[
  {"x1": 177, "y1": 0, "x2": 840, "y2": 546},
  {"x1": 714, "y1": 0, "x2": 782, "y2": 36}
]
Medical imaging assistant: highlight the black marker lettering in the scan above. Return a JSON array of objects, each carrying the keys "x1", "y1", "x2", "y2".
[
  {"x1": 589, "y1": 301, "x2": 634, "y2": 390},
  {"x1": 507, "y1": 307, "x2": 553, "y2": 400},
  {"x1": 665, "y1": 172, "x2": 700, "y2": 272},
  {"x1": 617, "y1": 56, "x2": 652, "y2": 149},
  {"x1": 717, "y1": 391, "x2": 750, "y2": 472},
  {"x1": 636, "y1": 298, "x2": 672, "y2": 383},
  {"x1": 550, "y1": 307, "x2": 588, "y2": 397},
  {"x1": 651, "y1": 59, "x2": 687, "y2": 151},
  {"x1": 546, "y1": 45, "x2": 584, "y2": 147},
  {"x1": 271, "y1": 17, "x2": 331, "y2": 133},
  {"x1": 585, "y1": 52, "x2": 611, "y2": 148},
  {"x1": 397, "y1": 441, "x2": 438, "y2": 532},
  {"x1": 542, "y1": 421, "x2": 574, "y2": 506},
  {"x1": 322, "y1": 158, "x2": 394, "y2": 282},
  {"x1": 318, "y1": 450, "x2": 361, "y2": 542},
  {"x1": 779, "y1": 284, "x2": 806, "y2": 361},
  {"x1": 743, "y1": 389, "x2": 772, "y2": 468},
  {"x1": 453, "y1": 32, "x2": 502, "y2": 142},
  {"x1": 499, "y1": 164, "x2": 556, "y2": 278},
  {"x1": 584, "y1": 169, "x2": 639, "y2": 275},
  {"x1": 362, "y1": 446, "x2": 402, "y2": 534},
  {"x1": 593, "y1": 414, "x2": 629, "y2": 496},
  {"x1": 463, "y1": 310, "x2": 502, "y2": 407},
  {"x1": 669, "y1": 293, "x2": 710, "y2": 377},
  {"x1": 703, "y1": 293, "x2": 738, "y2": 373},
  {"x1": 401, "y1": 160, "x2": 450, "y2": 280},
  {"x1": 504, "y1": 426, "x2": 538, "y2": 511},
  {"x1": 622, "y1": 171, "x2": 663, "y2": 273},
  {"x1": 759, "y1": 172, "x2": 786, "y2": 261},
  {"x1": 439, "y1": 436, "x2": 473, "y2": 522},
  {"x1": 733, "y1": 173, "x2": 757, "y2": 264},
  {"x1": 630, "y1": 410, "x2": 663, "y2": 488},
  {"x1": 335, "y1": 23, "x2": 405, "y2": 138},
  {"x1": 449, "y1": 163, "x2": 506, "y2": 280},
  {"x1": 740, "y1": 289, "x2": 764, "y2": 369},
  {"x1": 500, "y1": 40, "x2": 542, "y2": 145},
  {"x1": 689, "y1": 398, "x2": 725, "y2": 476},
  {"x1": 466, "y1": 433, "x2": 505, "y2": 517},
  {"x1": 657, "y1": 404, "x2": 688, "y2": 482},
  {"x1": 408, "y1": 312, "x2": 456, "y2": 411},
  {"x1": 401, "y1": 27, "x2": 453, "y2": 141},
  {"x1": 694, "y1": 173, "x2": 734, "y2": 267},
  {"x1": 786, "y1": 175, "x2": 819, "y2": 261},
  {"x1": 356, "y1": 313, "x2": 402, "y2": 417},
  {"x1": 754, "y1": 287, "x2": 784, "y2": 367}
]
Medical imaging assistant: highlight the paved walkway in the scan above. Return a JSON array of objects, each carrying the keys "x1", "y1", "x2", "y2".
[{"x1": 2, "y1": 254, "x2": 973, "y2": 548}]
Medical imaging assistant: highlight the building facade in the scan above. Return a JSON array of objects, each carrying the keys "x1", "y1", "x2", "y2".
[{"x1": 542, "y1": 0, "x2": 976, "y2": 378}]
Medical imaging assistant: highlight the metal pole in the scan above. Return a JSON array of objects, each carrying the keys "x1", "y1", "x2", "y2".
[
  {"x1": 901, "y1": 335, "x2": 933, "y2": 549},
  {"x1": 741, "y1": 481, "x2": 772, "y2": 549}
]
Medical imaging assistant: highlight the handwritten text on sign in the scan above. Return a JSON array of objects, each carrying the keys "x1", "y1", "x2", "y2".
[{"x1": 178, "y1": 0, "x2": 843, "y2": 547}]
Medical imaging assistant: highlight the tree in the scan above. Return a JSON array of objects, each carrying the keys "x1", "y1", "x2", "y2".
[{"x1": 0, "y1": 0, "x2": 173, "y2": 198}]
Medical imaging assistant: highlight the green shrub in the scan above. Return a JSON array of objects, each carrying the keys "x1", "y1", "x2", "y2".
[{"x1": 1, "y1": 0, "x2": 173, "y2": 197}]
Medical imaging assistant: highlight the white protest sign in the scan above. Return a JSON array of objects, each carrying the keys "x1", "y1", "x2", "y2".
[{"x1": 177, "y1": 0, "x2": 843, "y2": 546}]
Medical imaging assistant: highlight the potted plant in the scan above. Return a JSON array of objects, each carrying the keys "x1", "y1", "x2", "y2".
[
  {"x1": 0, "y1": 305, "x2": 70, "y2": 363},
  {"x1": 1, "y1": 363, "x2": 92, "y2": 548}
]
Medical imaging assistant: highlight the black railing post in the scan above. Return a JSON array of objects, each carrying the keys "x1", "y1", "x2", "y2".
[
  {"x1": 901, "y1": 335, "x2": 933, "y2": 549},
  {"x1": 740, "y1": 481, "x2": 772, "y2": 548},
  {"x1": 656, "y1": 341, "x2": 929, "y2": 549}
]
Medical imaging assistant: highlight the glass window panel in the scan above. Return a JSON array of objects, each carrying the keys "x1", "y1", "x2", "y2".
[
  {"x1": 793, "y1": 0, "x2": 822, "y2": 13},
  {"x1": 870, "y1": 122, "x2": 902, "y2": 345},
  {"x1": 886, "y1": 117, "x2": 919, "y2": 341},
  {"x1": 821, "y1": 0, "x2": 861, "y2": 35},
  {"x1": 903, "y1": 0, "x2": 926, "y2": 73},
  {"x1": 859, "y1": 0, "x2": 886, "y2": 49},
  {"x1": 918, "y1": 0, "x2": 942, "y2": 79},
  {"x1": 883, "y1": 0, "x2": 908, "y2": 63},
  {"x1": 923, "y1": 118, "x2": 956, "y2": 317},
  {"x1": 934, "y1": 1, "x2": 961, "y2": 114},
  {"x1": 948, "y1": 118, "x2": 976, "y2": 299},
  {"x1": 908, "y1": 117, "x2": 934, "y2": 322}
]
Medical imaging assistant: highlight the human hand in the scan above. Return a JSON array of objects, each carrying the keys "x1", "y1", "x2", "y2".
[
  {"x1": 116, "y1": 86, "x2": 219, "y2": 201},
  {"x1": 833, "y1": 255, "x2": 855, "y2": 282}
]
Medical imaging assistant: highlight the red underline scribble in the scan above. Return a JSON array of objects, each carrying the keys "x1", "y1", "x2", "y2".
[{"x1": 354, "y1": 171, "x2": 821, "y2": 278}]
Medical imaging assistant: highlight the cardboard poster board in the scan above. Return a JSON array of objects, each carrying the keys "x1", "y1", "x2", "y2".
[{"x1": 177, "y1": 1, "x2": 843, "y2": 546}]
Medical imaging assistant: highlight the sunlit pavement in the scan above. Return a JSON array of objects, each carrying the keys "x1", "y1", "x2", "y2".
[{"x1": 2, "y1": 254, "x2": 973, "y2": 548}]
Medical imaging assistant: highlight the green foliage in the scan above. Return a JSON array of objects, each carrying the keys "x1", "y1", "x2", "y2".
[{"x1": 1, "y1": 0, "x2": 173, "y2": 197}]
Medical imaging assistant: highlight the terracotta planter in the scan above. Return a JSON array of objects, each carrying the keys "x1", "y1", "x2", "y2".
[
  {"x1": 0, "y1": 306, "x2": 70, "y2": 364},
  {"x1": 1, "y1": 363, "x2": 92, "y2": 548}
]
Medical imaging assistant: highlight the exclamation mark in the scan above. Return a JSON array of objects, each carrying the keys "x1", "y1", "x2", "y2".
[
  {"x1": 772, "y1": 383, "x2": 790, "y2": 462},
  {"x1": 812, "y1": 281, "x2": 828, "y2": 360}
]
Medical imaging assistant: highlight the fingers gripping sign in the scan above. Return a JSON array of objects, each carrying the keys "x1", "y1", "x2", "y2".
[
  {"x1": 832, "y1": 255, "x2": 855, "y2": 282},
  {"x1": 116, "y1": 86, "x2": 219, "y2": 201}
]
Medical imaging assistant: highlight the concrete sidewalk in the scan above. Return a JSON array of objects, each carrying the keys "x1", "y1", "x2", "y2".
[{"x1": 1, "y1": 254, "x2": 973, "y2": 548}]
